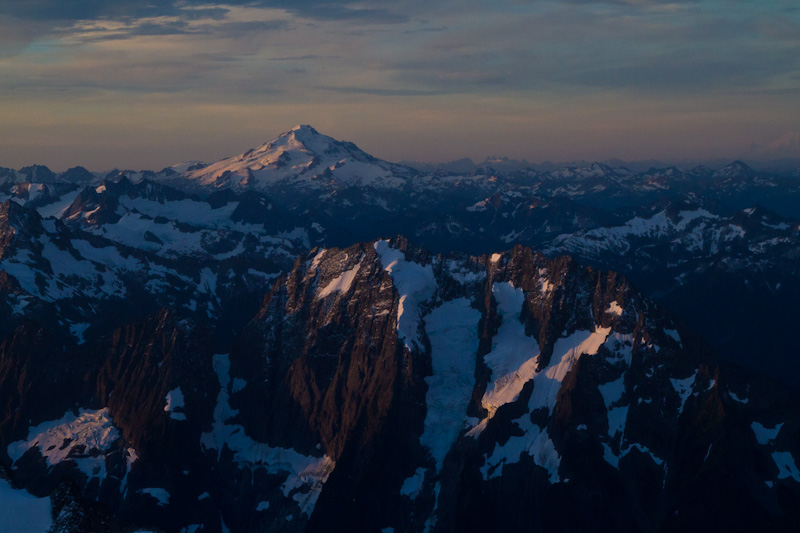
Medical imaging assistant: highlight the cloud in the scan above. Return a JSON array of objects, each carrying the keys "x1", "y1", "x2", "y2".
[
  {"x1": 0, "y1": 0, "x2": 179, "y2": 22},
  {"x1": 269, "y1": 54, "x2": 341, "y2": 61},
  {"x1": 71, "y1": 20, "x2": 198, "y2": 42},
  {"x1": 559, "y1": 46, "x2": 800, "y2": 94},
  {"x1": 4, "y1": 2, "x2": 799, "y2": 99},
  {"x1": 403, "y1": 25, "x2": 448, "y2": 34},
  {"x1": 316, "y1": 86, "x2": 448, "y2": 96},
  {"x1": 0, "y1": 1, "x2": 411, "y2": 25}
]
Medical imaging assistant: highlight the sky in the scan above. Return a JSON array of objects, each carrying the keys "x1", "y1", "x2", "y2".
[{"x1": 0, "y1": 0, "x2": 798, "y2": 171}]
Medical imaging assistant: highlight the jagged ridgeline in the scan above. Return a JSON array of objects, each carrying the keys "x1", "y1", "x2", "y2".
[{"x1": 1, "y1": 238, "x2": 799, "y2": 532}]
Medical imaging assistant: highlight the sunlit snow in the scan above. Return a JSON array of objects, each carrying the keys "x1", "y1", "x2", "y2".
[
  {"x1": 317, "y1": 257, "x2": 363, "y2": 299},
  {"x1": 374, "y1": 240, "x2": 436, "y2": 351},
  {"x1": 480, "y1": 282, "x2": 540, "y2": 419},
  {"x1": 8, "y1": 408, "x2": 120, "y2": 466}
]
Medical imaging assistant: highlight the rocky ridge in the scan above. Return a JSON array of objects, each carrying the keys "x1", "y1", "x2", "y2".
[{"x1": 1, "y1": 239, "x2": 798, "y2": 531}]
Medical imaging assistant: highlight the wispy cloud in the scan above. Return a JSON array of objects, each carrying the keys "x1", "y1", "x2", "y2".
[{"x1": 316, "y1": 85, "x2": 448, "y2": 96}]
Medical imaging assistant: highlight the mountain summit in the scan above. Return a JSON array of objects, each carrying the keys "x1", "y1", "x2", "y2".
[{"x1": 180, "y1": 125, "x2": 414, "y2": 191}]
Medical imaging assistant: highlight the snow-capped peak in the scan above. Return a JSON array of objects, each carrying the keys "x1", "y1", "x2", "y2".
[
  {"x1": 249, "y1": 124, "x2": 341, "y2": 159},
  {"x1": 177, "y1": 125, "x2": 410, "y2": 191},
  {"x1": 290, "y1": 123, "x2": 319, "y2": 135}
]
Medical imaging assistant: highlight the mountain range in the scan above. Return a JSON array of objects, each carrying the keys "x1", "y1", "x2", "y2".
[{"x1": 1, "y1": 125, "x2": 799, "y2": 532}]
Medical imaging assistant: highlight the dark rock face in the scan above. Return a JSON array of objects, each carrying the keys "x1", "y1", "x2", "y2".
[
  {"x1": 95, "y1": 310, "x2": 217, "y2": 460},
  {"x1": 19, "y1": 165, "x2": 57, "y2": 183},
  {"x1": 229, "y1": 242, "x2": 428, "y2": 531},
  {"x1": 1, "y1": 234, "x2": 799, "y2": 532},
  {"x1": 48, "y1": 478, "x2": 126, "y2": 533},
  {"x1": 215, "y1": 239, "x2": 800, "y2": 531},
  {"x1": 0, "y1": 322, "x2": 81, "y2": 454}
]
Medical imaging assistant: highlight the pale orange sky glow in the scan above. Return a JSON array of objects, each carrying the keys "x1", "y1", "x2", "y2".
[{"x1": 0, "y1": 1, "x2": 798, "y2": 171}]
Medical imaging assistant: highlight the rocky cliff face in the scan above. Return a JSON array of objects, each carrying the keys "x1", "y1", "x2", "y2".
[
  {"x1": 1, "y1": 238, "x2": 799, "y2": 532},
  {"x1": 233, "y1": 238, "x2": 800, "y2": 532}
]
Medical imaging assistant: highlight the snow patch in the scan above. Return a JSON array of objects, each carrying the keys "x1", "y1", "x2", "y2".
[
  {"x1": 164, "y1": 388, "x2": 187, "y2": 421},
  {"x1": 317, "y1": 257, "x2": 362, "y2": 299},
  {"x1": 231, "y1": 378, "x2": 247, "y2": 393},
  {"x1": 528, "y1": 327, "x2": 611, "y2": 413},
  {"x1": 605, "y1": 442, "x2": 665, "y2": 469},
  {"x1": 599, "y1": 373, "x2": 627, "y2": 438},
  {"x1": 8, "y1": 408, "x2": 120, "y2": 477},
  {"x1": 500, "y1": 230, "x2": 523, "y2": 243},
  {"x1": 481, "y1": 426, "x2": 561, "y2": 483},
  {"x1": 664, "y1": 328, "x2": 682, "y2": 346},
  {"x1": 772, "y1": 452, "x2": 800, "y2": 482},
  {"x1": 141, "y1": 488, "x2": 170, "y2": 506},
  {"x1": 670, "y1": 374, "x2": 696, "y2": 414},
  {"x1": 627, "y1": 443, "x2": 665, "y2": 465},
  {"x1": 466, "y1": 199, "x2": 489, "y2": 212},
  {"x1": 602, "y1": 443, "x2": 620, "y2": 468},
  {"x1": 400, "y1": 467, "x2": 427, "y2": 498},
  {"x1": 309, "y1": 248, "x2": 326, "y2": 271},
  {"x1": 478, "y1": 326, "x2": 611, "y2": 481},
  {"x1": 752, "y1": 422, "x2": 783, "y2": 446},
  {"x1": 69, "y1": 322, "x2": 90, "y2": 344},
  {"x1": 729, "y1": 390, "x2": 749, "y2": 404}
]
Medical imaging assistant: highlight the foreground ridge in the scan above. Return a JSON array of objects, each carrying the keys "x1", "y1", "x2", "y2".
[{"x1": 1, "y1": 237, "x2": 798, "y2": 531}]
